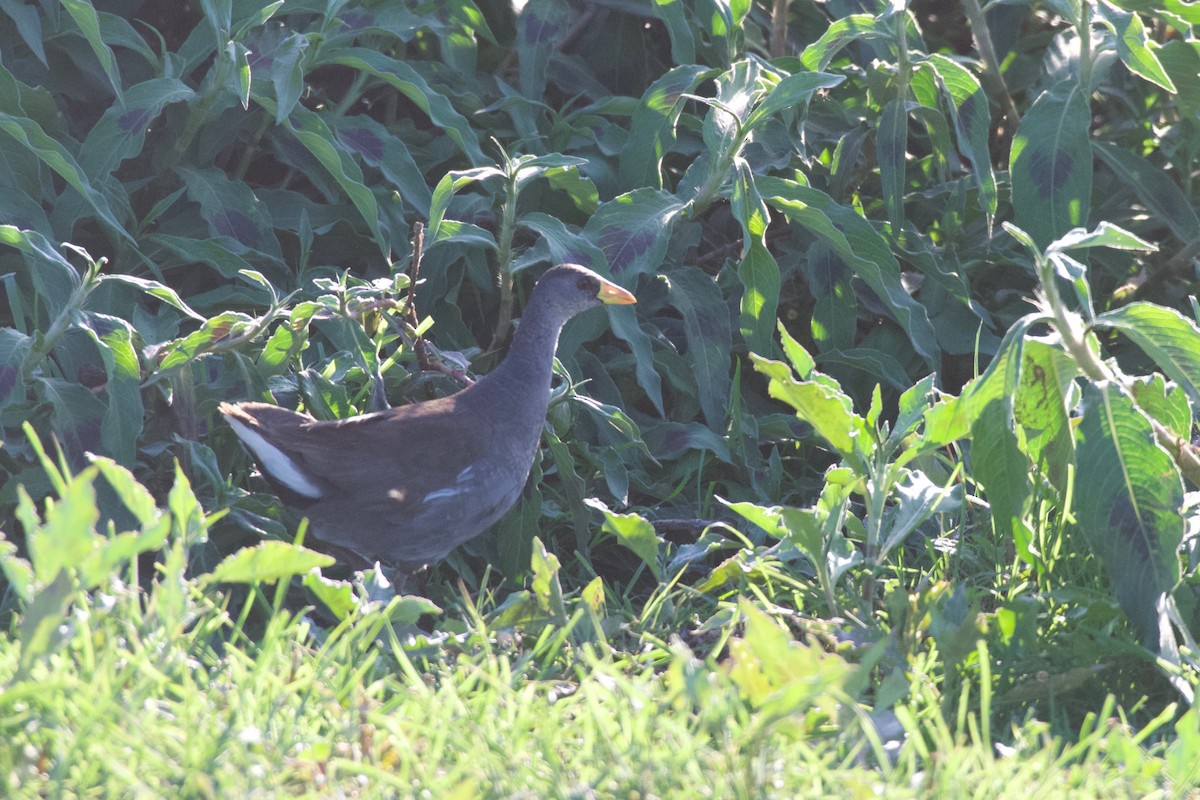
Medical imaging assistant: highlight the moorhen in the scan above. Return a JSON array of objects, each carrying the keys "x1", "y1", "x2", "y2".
[{"x1": 221, "y1": 263, "x2": 636, "y2": 576}]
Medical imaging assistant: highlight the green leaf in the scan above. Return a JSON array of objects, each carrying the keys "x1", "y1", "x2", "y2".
[
  {"x1": 280, "y1": 109, "x2": 392, "y2": 255},
  {"x1": 1051, "y1": 220, "x2": 1157, "y2": 253},
  {"x1": 319, "y1": 48, "x2": 485, "y2": 165},
  {"x1": 667, "y1": 267, "x2": 732, "y2": 431},
  {"x1": 60, "y1": 0, "x2": 122, "y2": 99},
  {"x1": 1096, "y1": 302, "x2": 1200, "y2": 407},
  {"x1": 586, "y1": 499, "x2": 662, "y2": 581},
  {"x1": 730, "y1": 161, "x2": 779, "y2": 356},
  {"x1": 619, "y1": 65, "x2": 711, "y2": 190},
  {"x1": 971, "y1": 399, "x2": 1035, "y2": 566},
  {"x1": 652, "y1": 0, "x2": 696, "y2": 64},
  {"x1": 1010, "y1": 81, "x2": 1092, "y2": 249},
  {"x1": 744, "y1": 70, "x2": 845, "y2": 129},
  {"x1": 1015, "y1": 339, "x2": 1076, "y2": 493},
  {"x1": 799, "y1": 14, "x2": 884, "y2": 71},
  {"x1": 1093, "y1": 143, "x2": 1200, "y2": 243},
  {"x1": 1075, "y1": 382, "x2": 1183, "y2": 648},
  {"x1": 0, "y1": 114, "x2": 132, "y2": 242},
  {"x1": 1095, "y1": 0, "x2": 1176, "y2": 92},
  {"x1": 206, "y1": 541, "x2": 335, "y2": 585},
  {"x1": 750, "y1": 354, "x2": 868, "y2": 462},
  {"x1": 584, "y1": 188, "x2": 684, "y2": 276},
  {"x1": 757, "y1": 176, "x2": 939, "y2": 369},
  {"x1": 74, "y1": 312, "x2": 143, "y2": 467},
  {"x1": 0, "y1": 326, "x2": 31, "y2": 409},
  {"x1": 924, "y1": 54, "x2": 997, "y2": 227},
  {"x1": 77, "y1": 78, "x2": 196, "y2": 180},
  {"x1": 876, "y1": 97, "x2": 907, "y2": 232}
]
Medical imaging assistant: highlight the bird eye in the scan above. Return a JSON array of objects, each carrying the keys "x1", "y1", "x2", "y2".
[{"x1": 577, "y1": 277, "x2": 591, "y2": 291}]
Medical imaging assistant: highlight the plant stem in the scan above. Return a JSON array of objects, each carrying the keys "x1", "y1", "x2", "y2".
[{"x1": 490, "y1": 169, "x2": 520, "y2": 350}]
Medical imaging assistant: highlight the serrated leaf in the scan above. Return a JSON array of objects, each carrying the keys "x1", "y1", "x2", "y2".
[
  {"x1": 206, "y1": 540, "x2": 335, "y2": 585},
  {"x1": 750, "y1": 354, "x2": 868, "y2": 461}
]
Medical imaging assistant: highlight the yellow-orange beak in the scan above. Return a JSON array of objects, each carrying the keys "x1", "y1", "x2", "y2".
[{"x1": 597, "y1": 278, "x2": 636, "y2": 305}]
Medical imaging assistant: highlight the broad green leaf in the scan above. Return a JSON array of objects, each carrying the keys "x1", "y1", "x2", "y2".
[
  {"x1": 757, "y1": 176, "x2": 939, "y2": 369},
  {"x1": 584, "y1": 188, "x2": 684, "y2": 275},
  {"x1": 652, "y1": 0, "x2": 696, "y2": 64},
  {"x1": 876, "y1": 97, "x2": 907, "y2": 232},
  {"x1": 730, "y1": 161, "x2": 778, "y2": 356},
  {"x1": 1075, "y1": 382, "x2": 1183, "y2": 647},
  {"x1": 667, "y1": 267, "x2": 732, "y2": 431},
  {"x1": 923, "y1": 54, "x2": 997, "y2": 227},
  {"x1": 319, "y1": 48, "x2": 485, "y2": 164},
  {"x1": 1015, "y1": 339, "x2": 1076, "y2": 493},
  {"x1": 37, "y1": 377, "x2": 106, "y2": 464},
  {"x1": 515, "y1": 0, "x2": 572, "y2": 99},
  {"x1": 1095, "y1": 0, "x2": 1176, "y2": 92},
  {"x1": 1093, "y1": 143, "x2": 1200, "y2": 243},
  {"x1": 1051, "y1": 221, "x2": 1157, "y2": 253},
  {"x1": 518, "y1": 212, "x2": 607, "y2": 271},
  {"x1": 0, "y1": 114, "x2": 132, "y2": 241},
  {"x1": 0, "y1": 326, "x2": 31, "y2": 409},
  {"x1": 60, "y1": 0, "x2": 122, "y2": 98},
  {"x1": 90, "y1": 455, "x2": 159, "y2": 528},
  {"x1": 750, "y1": 354, "x2": 868, "y2": 462},
  {"x1": 206, "y1": 540, "x2": 335, "y2": 585},
  {"x1": 1128, "y1": 373, "x2": 1191, "y2": 442},
  {"x1": 285, "y1": 107, "x2": 387, "y2": 256},
  {"x1": 641, "y1": 420, "x2": 732, "y2": 461},
  {"x1": 74, "y1": 312, "x2": 142, "y2": 467},
  {"x1": 1157, "y1": 40, "x2": 1200, "y2": 118},
  {"x1": 20, "y1": 470, "x2": 100, "y2": 585},
  {"x1": 270, "y1": 30, "x2": 307, "y2": 124},
  {"x1": 586, "y1": 499, "x2": 662, "y2": 581},
  {"x1": 0, "y1": 0, "x2": 46, "y2": 66},
  {"x1": 800, "y1": 14, "x2": 884, "y2": 71},
  {"x1": 78, "y1": 78, "x2": 196, "y2": 180},
  {"x1": 1096, "y1": 302, "x2": 1200, "y2": 407},
  {"x1": 744, "y1": 70, "x2": 845, "y2": 129},
  {"x1": 608, "y1": 304, "x2": 665, "y2": 416},
  {"x1": 879, "y1": 470, "x2": 952, "y2": 560},
  {"x1": 619, "y1": 64, "x2": 711, "y2": 190},
  {"x1": 1010, "y1": 81, "x2": 1092, "y2": 249},
  {"x1": 971, "y1": 398, "x2": 1035, "y2": 565}
]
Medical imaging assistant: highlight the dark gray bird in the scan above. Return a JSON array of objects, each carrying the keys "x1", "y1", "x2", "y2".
[{"x1": 221, "y1": 263, "x2": 636, "y2": 576}]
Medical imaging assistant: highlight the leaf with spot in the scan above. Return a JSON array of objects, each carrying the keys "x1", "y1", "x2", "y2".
[
  {"x1": 1010, "y1": 81, "x2": 1092, "y2": 249},
  {"x1": 667, "y1": 267, "x2": 732, "y2": 432},
  {"x1": 971, "y1": 398, "x2": 1036, "y2": 566},
  {"x1": 1074, "y1": 381, "x2": 1182, "y2": 648},
  {"x1": 178, "y1": 166, "x2": 283, "y2": 261},
  {"x1": 584, "y1": 188, "x2": 684, "y2": 276},
  {"x1": 77, "y1": 78, "x2": 196, "y2": 180}
]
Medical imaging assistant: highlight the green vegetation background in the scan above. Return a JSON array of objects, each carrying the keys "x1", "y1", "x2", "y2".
[{"x1": 3, "y1": 0, "x2": 1200, "y2": 795}]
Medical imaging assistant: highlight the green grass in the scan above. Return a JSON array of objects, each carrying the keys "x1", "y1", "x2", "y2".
[{"x1": 2, "y1": 570, "x2": 1197, "y2": 799}]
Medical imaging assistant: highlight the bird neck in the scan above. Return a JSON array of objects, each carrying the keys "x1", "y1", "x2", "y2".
[{"x1": 476, "y1": 295, "x2": 568, "y2": 412}]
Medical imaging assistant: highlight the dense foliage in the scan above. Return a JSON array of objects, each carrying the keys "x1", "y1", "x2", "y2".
[{"x1": 4, "y1": 0, "x2": 1200, "y2": 794}]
